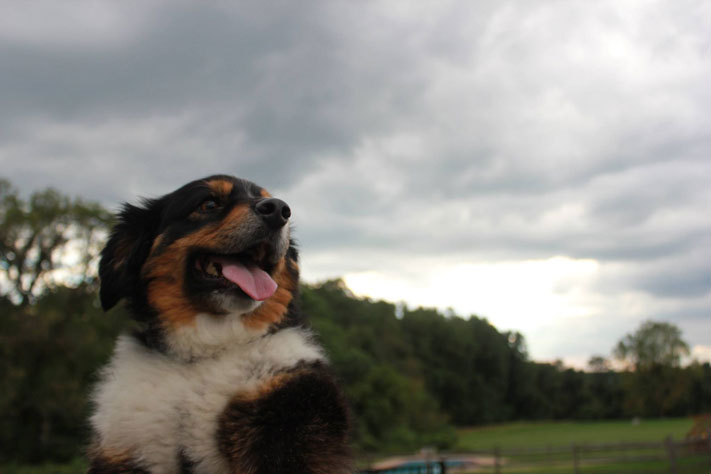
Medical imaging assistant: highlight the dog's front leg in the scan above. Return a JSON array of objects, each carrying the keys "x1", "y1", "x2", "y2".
[{"x1": 217, "y1": 363, "x2": 352, "y2": 474}]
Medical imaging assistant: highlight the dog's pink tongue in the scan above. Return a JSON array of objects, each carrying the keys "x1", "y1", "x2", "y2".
[{"x1": 217, "y1": 259, "x2": 277, "y2": 301}]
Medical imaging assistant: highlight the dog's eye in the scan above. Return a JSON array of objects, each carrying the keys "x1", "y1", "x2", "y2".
[{"x1": 199, "y1": 199, "x2": 220, "y2": 212}]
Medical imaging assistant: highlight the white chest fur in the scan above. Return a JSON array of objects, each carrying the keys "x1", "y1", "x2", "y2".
[{"x1": 91, "y1": 326, "x2": 325, "y2": 474}]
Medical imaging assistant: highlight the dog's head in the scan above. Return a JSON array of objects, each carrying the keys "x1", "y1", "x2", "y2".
[{"x1": 99, "y1": 175, "x2": 299, "y2": 353}]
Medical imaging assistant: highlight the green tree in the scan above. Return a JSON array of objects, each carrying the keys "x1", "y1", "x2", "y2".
[
  {"x1": 0, "y1": 284, "x2": 131, "y2": 463},
  {"x1": 613, "y1": 320, "x2": 691, "y2": 417},
  {"x1": 587, "y1": 355, "x2": 611, "y2": 373},
  {"x1": 614, "y1": 320, "x2": 690, "y2": 371},
  {"x1": 0, "y1": 179, "x2": 111, "y2": 306},
  {"x1": 0, "y1": 180, "x2": 123, "y2": 464},
  {"x1": 687, "y1": 362, "x2": 711, "y2": 414},
  {"x1": 302, "y1": 281, "x2": 456, "y2": 453},
  {"x1": 399, "y1": 309, "x2": 515, "y2": 425},
  {"x1": 348, "y1": 366, "x2": 456, "y2": 453}
]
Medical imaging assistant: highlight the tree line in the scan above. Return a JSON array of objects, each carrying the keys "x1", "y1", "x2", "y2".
[
  {"x1": 304, "y1": 280, "x2": 711, "y2": 452},
  {"x1": 1, "y1": 179, "x2": 710, "y2": 464}
]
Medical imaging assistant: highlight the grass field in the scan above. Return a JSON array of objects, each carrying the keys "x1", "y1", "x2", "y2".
[
  {"x1": 450, "y1": 417, "x2": 709, "y2": 473},
  {"x1": 455, "y1": 417, "x2": 695, "y2": 451}
]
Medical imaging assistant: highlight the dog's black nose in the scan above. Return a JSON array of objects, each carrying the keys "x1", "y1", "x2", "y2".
[{"x1": 255, "y1": 198, "x2": 291, "y2": 229}]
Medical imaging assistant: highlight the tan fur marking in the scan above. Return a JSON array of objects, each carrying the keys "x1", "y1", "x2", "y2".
[
  {"x1": 142, "y1": 205, "x2": 252, "y2": 328},
  {"x1": 189, "y1": 180, "x2": 238, "y2": 219},
  {"x1": 88, "y1": 446, "x2": 149, "y2": 473},
  {"x1": 149, "y1": 234, "x2": 165, "y2": 253},
  {"x1": 231, "y1": 370, "x2": 297, "y2": 403},
  {"x1": 260, "y1": 188, "x2": 271, "y2": 198},
  {"x1": 88, "y1": 444, "x2": 134, "y2": 464},
  {"x1": 111, "y1": 236, "x2": 134, "y2": 271},
  {"x1": 242, "y1": 258, "x2": 297, "y2": 330},
  {"x1": 207, "y1": 179, "x2": 234, "y2": 197},
  {"x1": 221, "y1": 204, "x2": 251, "y2": 231},
  {"x1": 143, "y1": 252, "x2": 197, "y2": 327}
]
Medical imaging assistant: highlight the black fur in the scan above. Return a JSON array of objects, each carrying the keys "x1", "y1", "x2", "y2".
[
  {"x1": 178, "y1": 449, "x2": 196, "y2": 474},
  {"x1": 99, "y1": 202, "x2": 159, "y2": 312},
  {"x1": 217, "y1": 362, "x2": 352, "y2": 474}
]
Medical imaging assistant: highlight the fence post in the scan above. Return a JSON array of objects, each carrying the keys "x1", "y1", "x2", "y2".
[
  {"x1": 665, "y1": 435, "x2": 677, "y2": 474},
  {"x1": 572, "y1": 443, "x2": 580, "y2": 474},
  {"x1": 439, "y1": 458, "x2": 447, "y2": 474},
  {"x1": 494, "y1": 445, "x2": 501, "y2": 474}
]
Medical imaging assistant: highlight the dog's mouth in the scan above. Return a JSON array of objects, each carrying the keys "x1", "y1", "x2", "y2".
[{"x1": 192, "y1": 243, "x2": 278, "y2": 301}]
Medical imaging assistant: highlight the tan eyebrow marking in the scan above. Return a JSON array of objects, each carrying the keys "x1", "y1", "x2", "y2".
[{"x1": 207, "y1": 179, "x2": 234, "y2": 197}]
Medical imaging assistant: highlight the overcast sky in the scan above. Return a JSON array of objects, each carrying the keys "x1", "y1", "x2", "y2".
[{"x1": 2, "y1": 0, "x2": 709, "y2": 367}]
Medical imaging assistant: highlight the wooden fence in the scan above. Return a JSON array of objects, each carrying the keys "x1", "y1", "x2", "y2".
[{"x1": 359, "y1": 434, "x2": 711, "y2": 473}]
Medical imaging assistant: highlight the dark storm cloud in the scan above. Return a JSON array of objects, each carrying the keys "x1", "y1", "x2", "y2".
[
  {"x1": 0, "y1": 0, "x2": 437, "y2": 193},
  {"x1": 0, "y1": 3, "x2": 339, "y2": 190},
  {"x1": 0, "y1": 2, "x2": 329, "y2": 118}
]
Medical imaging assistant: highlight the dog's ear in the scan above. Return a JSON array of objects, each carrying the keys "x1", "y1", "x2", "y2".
[{"x1": 99, "y1": 201, "x2": 159, "y2": 311}]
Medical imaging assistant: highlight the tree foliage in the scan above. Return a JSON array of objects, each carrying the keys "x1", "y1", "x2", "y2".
[
  {"x1": 613, "y1": 320, "x2": 693, "y2": 417},
  {"x1": 587, "y1": 355, "x2": 610, "y2": 373},
  {"x1": 0, "y1": 179, "x2": 111, "y2": 306},
  {"x1": 614, "y1": 320, "x2": 690, "y2": 371},
  {"x1": 0, "y1": 286, "x2": 131, "y2": 463}
]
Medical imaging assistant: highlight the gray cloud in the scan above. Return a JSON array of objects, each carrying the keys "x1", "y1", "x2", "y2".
[
  {"x1": 0, "y1": 0, "x2": 440, "y2": 191},
  {"x1": 1, "y1": 0, "x2": 709, "y2": 362}
]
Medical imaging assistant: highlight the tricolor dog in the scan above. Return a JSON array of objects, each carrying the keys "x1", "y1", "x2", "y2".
[{"x1": 89, "y1": 175, "x2": 352, "y2": 473}]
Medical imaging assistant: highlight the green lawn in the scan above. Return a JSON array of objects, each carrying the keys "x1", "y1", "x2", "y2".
[
  {"x1": 455, "y1": 417, "x2": 695, "y2": 451},
  {"x1": 451, "y1": 418, "x2": 710, "y2": 474}
]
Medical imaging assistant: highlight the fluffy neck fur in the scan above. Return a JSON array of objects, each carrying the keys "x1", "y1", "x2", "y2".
[{"x1": 163, "y1": 310, "x2": 269, "y2": 362}]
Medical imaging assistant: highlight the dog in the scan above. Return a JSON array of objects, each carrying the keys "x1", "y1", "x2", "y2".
[{"x1": 89, "y1": 175, "x2": 352, "y2": 474}]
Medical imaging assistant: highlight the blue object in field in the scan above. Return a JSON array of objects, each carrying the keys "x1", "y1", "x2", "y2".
[{"x1": 375, "y1": 459, "x2": 466, "y2": 473}]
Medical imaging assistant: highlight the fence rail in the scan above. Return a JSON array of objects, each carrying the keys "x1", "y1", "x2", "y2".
[{"x1": 359, "y1": 433, "x2": 711, "y2": 473}]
